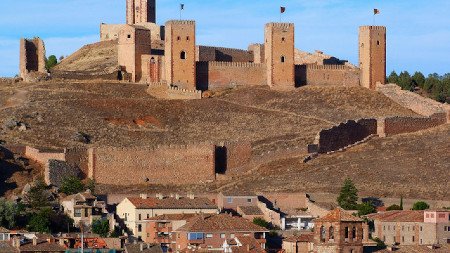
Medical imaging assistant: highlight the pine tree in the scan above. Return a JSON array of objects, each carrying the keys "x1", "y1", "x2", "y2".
[{"x1": 337, "y1": 178, "x2": 358, "y2": 210}]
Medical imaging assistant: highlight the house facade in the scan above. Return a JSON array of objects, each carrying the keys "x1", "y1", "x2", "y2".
[
  {"x1": 117, "y1": 194, "x2": 218, "y2": 240},
  {"x1": 60, "y1": 190, "x2": 106, "y2": 227}
]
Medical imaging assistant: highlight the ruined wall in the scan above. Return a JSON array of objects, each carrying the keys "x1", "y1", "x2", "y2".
[
  {"x1": 215, "y1": 142, "x2": 252, "y2": 176},
  {"x1": 65, "y1": 147, "x2": 89, "y2": 177},
  {"x1": 196, "y1": 46, "x2": 254, "y2": 62},
  {"x1": 382, "y1": 114, "x2": 447, "y2": 136},
  {"x1": 314, "y1": 119, "x2": 378, "y2": 154},
  {"x1": 19, "y1": 38, "x2": 46, "y2": 80},
  {"x1": 24, "y1": 146, "x2": 66, "y2": 164},
  {"x1": 87, "y1": 143, "x2": 215, "y2": 185},
  {"x1": 45, "y1": 160, "x2": 80, "y2": 187},
  {"x1": 296, "y1": 64, "x2": 360, "y2": 87},
  {"x1": 248, "y1": 44, "x2": 265, "y2": 64},
  {"x1": 196, "y1": 61, "x2": 266, "y2": 91},
  {"x1": 100, "y1": 24, "x2": 126, "y2": 41}
]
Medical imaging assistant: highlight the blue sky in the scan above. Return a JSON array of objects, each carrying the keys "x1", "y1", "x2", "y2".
[{"x1": 1, "y1": 0, "x2": 449, "y2": 77}]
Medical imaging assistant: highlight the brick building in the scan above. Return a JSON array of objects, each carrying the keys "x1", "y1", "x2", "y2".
[
  {"x1": 367, "y1": 210, "x2": 450, "y2": 246},
  {"x1": 173, "y1": 213, "x2": 268, "y2": 252},
  {"x1": 143, "y1": 213, "x2": 196, "y2": 248},
  {"x1": 282, "y1": 233, "x2": 314, "y2": 253},
  {"x1": 313, "y1": 208, "x2": 368, "y2": 253},
  {"x1": 116, "y1": 194, "x2": 218, "y2": 240}
]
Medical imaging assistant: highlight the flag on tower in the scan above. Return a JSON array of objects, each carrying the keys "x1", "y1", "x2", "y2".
[
  {"x1": 181, "y1": 4, "x2": 185, "y2": 10},
  {"x1": 374, "y1": 8, "x2": 380, "y2": 15},
  {"x1": 281, "y1": 7, "x2": 286, "y2": 14}
]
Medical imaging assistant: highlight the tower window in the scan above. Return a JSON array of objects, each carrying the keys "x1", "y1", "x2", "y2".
[
  {"x1": 377, "y1": 40, "x2": 380, "y2": 45},
  {"x1": 186, "y1": 36, "x2": 190, "y2": 41},
  {"x1": 281, "y1": 56, "x2": 285, "y2": 63},
  {"x1": 361, "y1": 43, "x2": 364, "y2": 48},
  {"x1": 282, "y1": 37, "x2": 285, "y2": 42},
  {"x1": 180, "y1": 51, "x2": 186, "y2": 60},
  {"x1": 127, "y1": 34, "x2": 131, "y2": 39},
  {"x1": 177, "y1": 36, "x2": 181, "y2": 41}
]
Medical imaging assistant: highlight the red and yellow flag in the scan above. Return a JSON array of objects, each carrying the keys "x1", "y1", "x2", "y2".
[
  {"x1": 374, "y1": 9, "x2": 380, "y2": 15},
  {"x1": 281, "y1": 7, "x2": 286, "y2": 14}
]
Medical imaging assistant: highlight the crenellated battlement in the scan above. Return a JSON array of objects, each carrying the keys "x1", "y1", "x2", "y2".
[
  {"x1": 305, "y1": 64, "x2": 351, "y2": 70},
  {"x1": 168, "y1": 86, "x2": 202, "y2": 94},
  {"x1": 359, "y1": 25, "x2": 386, "y2": 31},
  {"x1": 89, "y1": 142, "x2": 214, "y2": 153},
  {"x1": 266, "y1": 22, "x2": 294, "y2": 29},
  {"x1": 166, "y1": 20, "x2": 195, "y2": 25},
  {"x1": 197, "y1": 61, "x2": 263, "y2": 68}
]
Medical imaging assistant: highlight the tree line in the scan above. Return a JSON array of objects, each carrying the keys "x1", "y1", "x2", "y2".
[{"x1": 387, "y1": 71, "x2": 450, "y2": 103}]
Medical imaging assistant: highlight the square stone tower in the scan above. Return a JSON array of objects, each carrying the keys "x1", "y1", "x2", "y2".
[
  {"x1": 265, "y1": 23, "x2": 295, "y2": 89},
  {"x1": 359, "y1": 26, "x2": 386, "y2": 90},
  {"x1": 165, "y1": 20, "x2": 196, "y2": 90},
  {"x1": 118, "y1": 25, "x2": 152, "y2": 82},
  {"x1": 19, "y1": 37, "x2": 46, "y2": 79},
  {"x1": 126, "y1": 0, "x2": 156, "y2": 24}
]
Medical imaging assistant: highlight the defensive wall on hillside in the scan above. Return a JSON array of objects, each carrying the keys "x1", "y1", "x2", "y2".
[
  {"x1": 296, "y1": 64, "x2": 360, "y2": 87},
  {"x1": 196, "y1": 46, "x2": 254, "y2": 63},
  {"x1": 196, "y1": 62, "x2": 266, "y2": 90}
]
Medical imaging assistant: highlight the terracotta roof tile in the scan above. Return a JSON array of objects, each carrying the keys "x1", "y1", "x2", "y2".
[
  {"x1": 366, "y1": 210, "x2": 424, "y2": 222},
  {"x1": 315, "y1": 208, "x2": 362, "y2": 222},
  {"x1": 283, "y1": 233, "x2": 314, "y2": 243},
  {"x1": 19, "y1": 239, "x2": 66, "y2": 252},
  {"x1": 128, "y1": 197, "x2": 217, "y2": 209},
  {"x1": 176, "y1": 214, "x2": 269, "y2": 232},
  {"x1": 0, "y1": 227, "x2": 9, "y2": 233},
  {"x1": 0, "y1": 242, "x2": 18, "y2": 253},
  {"x1": 124, "y1": 243, "x2": 163, "y2": 253},
  {"x1": 238, "y1": 206, "x2": 264, "y2": 215},
  {"x1": 232, "y1": 236, "x2": 265, "y2": 253},
  {"x1": 146, "y1": 213, "x2": 197, "y2": 221}
]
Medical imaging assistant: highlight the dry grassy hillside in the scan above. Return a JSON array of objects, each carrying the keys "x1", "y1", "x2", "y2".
[{"x1": 1, "y1": 81, "x2": 448, "y2": 200}]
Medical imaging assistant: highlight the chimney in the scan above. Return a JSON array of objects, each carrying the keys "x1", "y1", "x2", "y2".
[
  {"x1": 246, "y1": 244, "x2": 251, "y2": 251},
  {"x1": 32, "y1": 236, "x2": 37, "y2": 246},
  {"x1": 187, "y1": 193, "x2": 195, "y2": 199},
  {"x1": 13, "y1": 237, "x2": 21, "y2": 248},
  {"x1": 140, "y1": 243, "x2": 145, "y2": 251},
  {"x1": 140, "y1": 194, "x2": 148, "y2": 200},
  {"x1": 175, "y1": 194, "x2": 181, "y2": 200}
]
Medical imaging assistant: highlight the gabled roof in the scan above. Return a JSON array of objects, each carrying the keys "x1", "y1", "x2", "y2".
[
  {"x1": 232, "y1": 236, "x2": 266, "y2": 253},
  {"x1": 238, "y1": 206, "x2": 264, "y2": 216},
  {"x1": 366, "y1": 210, "x2": 424, "y2": 222},
  {"x1": 19, "y1": 239, "x2": 66, "y2": 252},
  {"x1": 125, "y1": 243, "x2": 163, "y2": 253},
  {"x1": 283, "y1": 233, "x2": 314, "y2": 243},
  {"x1": 0, "y1": 242, "x2": 18, "y2": 253},
  {"x1": 61, "y1": 190, "x2": 96, "y2": 202},
  {"x1": 315, "y1": 208, "x2": 362, "y2": 222},
  {"x1": 0, "y1": 227, "x2": 9, "y2": 233},
  {"x1": 176, "y1": 214, "x2": 269, "y2": 232},
  {"x1": 127, "y1": 197, "x2": 217, "y2": 210}
]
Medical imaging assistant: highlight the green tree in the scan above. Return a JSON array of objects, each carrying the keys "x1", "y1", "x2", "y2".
[
  {"x1": 398, "y1": 71, "x2": 413, "y2": 91},
  {"x1": 45, "y1": 55, "x2": 58, "y2": 70},
  {"x1": 252, "y1": 217, "x2": 270, "y2": 229},
  {"x1": 357, "y1": 202, "x2": 376, "y2": 216},
  {"x1": 386, "y1": 204, "x2": 402, "y2": 211},
  {"x1": 412, "y1": 201, "x2": 430, "y2": 210},
  {"x1": 60, "y1": 176, "x2": 85, "y2": 195},
  {"x1": 424, "y1": 74, "x2": 441, "y2": 93},
  {"x1": 387, "y1": 71, "x2": 399, "y2": 84},
  {"x1": 28, "y1": 208, "x2": 52, "y2": 233},
  {"x1": 337, "y1": 178, "x2": 358, "y2": 210},
  {"x1": 412, "y1": 72, "x2": 426, "y2": 88},
  {"x1": 24, "y1": 178, "x2": 51, "y2": 210},
  {"x1": 0, "y1": 199, "x2": 21, "y2": 229},
  {"x1": 85, "y1": 179, "x2": 96, "y2": 194},
  {"x1": 92, "y1": 219, "x2": 110, "y2": 237},
  {"x1": 110, "y1": 226, "x2": 123, "y2": 238}
]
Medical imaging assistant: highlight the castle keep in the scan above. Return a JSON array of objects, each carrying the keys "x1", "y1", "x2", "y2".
[{"x1": 98, "y1": 0, "x2": 387, "y2": 96}]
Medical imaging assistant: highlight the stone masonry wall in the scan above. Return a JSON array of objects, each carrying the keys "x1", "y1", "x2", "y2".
[
  {"x1": 382, "y1": 114, "x2": 447, "y2": 136},
  {"x1": 296, "y1": 64, "x2": 360, "y2": 87},
  {"x1": 45, "y1": 160, "x2": 80, "y2": 187},
  {"x1": 19, "y1": 38, "x2": 46, "y2": 80},
  {"x1": 88, "y1": 143, "x2": 216, "y2": 185},
  {"x1": 314, "y1": 119, "x2": 378, "y2": 154},
  {"x1": 196, "y1": 46, "x2": 254, "y2": 62},
  {"x1": 196, "y1": 61, "x2": 266, "y2": 91},
  {"x1": 215, "y1": 142, "x2": 252, "y2": 176}
]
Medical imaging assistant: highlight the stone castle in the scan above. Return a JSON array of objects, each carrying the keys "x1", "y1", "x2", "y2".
[{"x1": 97, "y1": 0, "x2": 386, "y2": 96}]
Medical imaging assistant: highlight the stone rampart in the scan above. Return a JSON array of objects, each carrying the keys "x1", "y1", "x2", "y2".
[
  {"x1": 381, "y1": 113, "x2": 447, "y2": 136},
  {"x1": 100, "y1": 24, "x2": 126, "y2": 41},
  {"x1": 215, "y1": 141, "x2": 252, "y2": 176},
  {"x1": 167, "y1": 86, "x2": 202, "y2": 100},
  {"x1": 313, "y1": 119, "x2": 378, "y2": 154},
  {"x1": 45, "y1": 160, "x2": 80, "y2": 187},
  {"x1": 24, "y1": 146, "x2": 66, "y2": 165},
  {"x1": 196, "y1": 61, "x2": 266, "y2": 90},
  {"x1": 87, "y1": 143, "x2": 216, "y2": 185},
  {"x1": 295, "y1": 64, "x2": 360, "y2": 87},
  {"x1": 196, "y1": 46, "x2": 254, "y2": 62}
]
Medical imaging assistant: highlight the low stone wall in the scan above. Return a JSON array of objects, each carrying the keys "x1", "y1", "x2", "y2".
[
  {"x1": 314, "y1": 119, "x2": 378, "y2": 154},
  {"x1": 382, "y1": 113, "x2": 447, "y2": 136},
  {"x1": 167, "y1": 86, "x2": 202, "y2": 100},
  {"x1": 25, "y1": 146, "x2": 66, "y2": 164},
  {"x1": 196, "y1": 61, "x2": 266, "y2": 90},
  {"x1": 87, "y1": 143, "x2": 216, "y2": 185}
]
